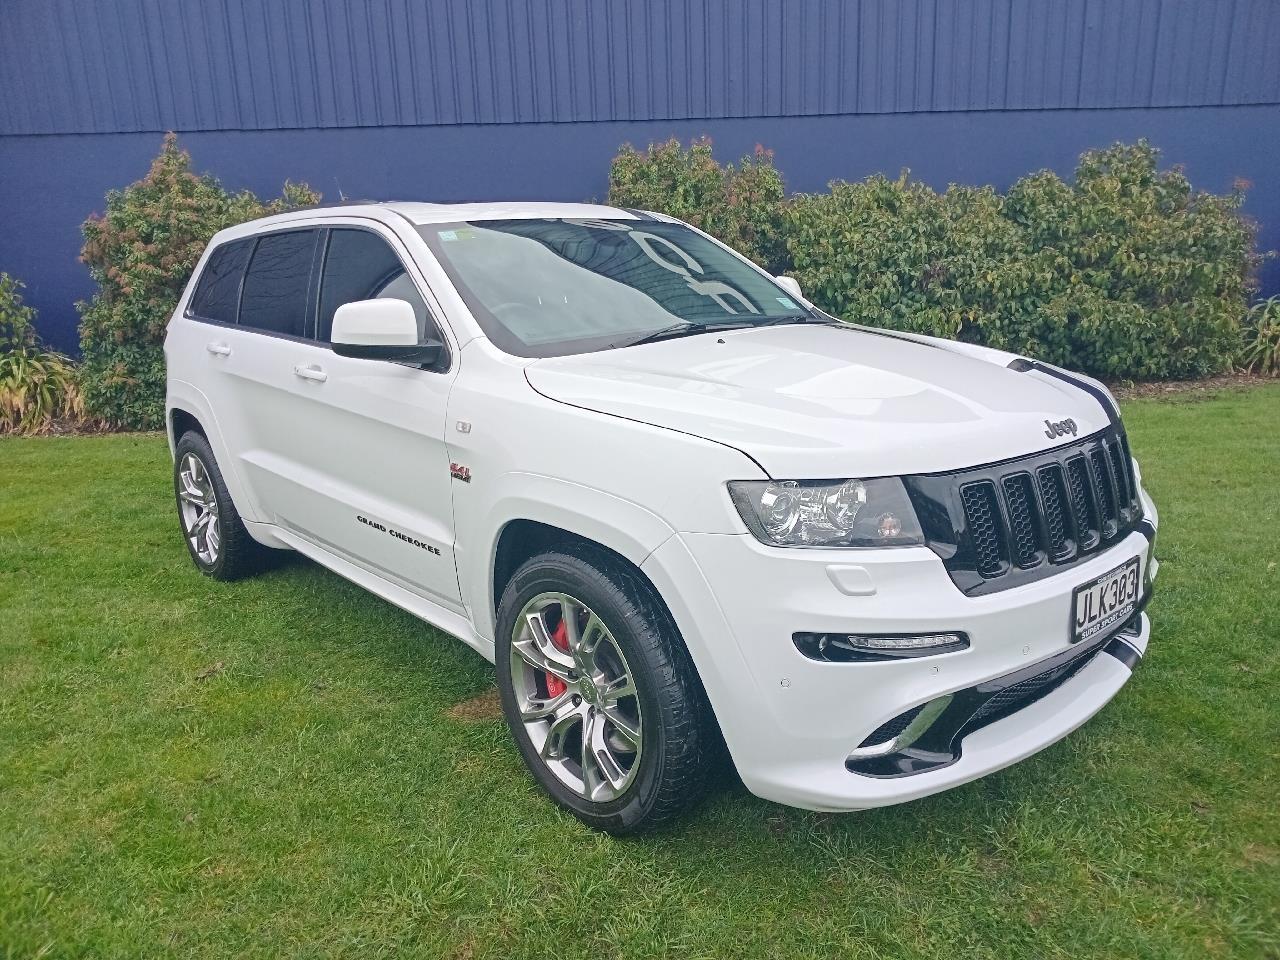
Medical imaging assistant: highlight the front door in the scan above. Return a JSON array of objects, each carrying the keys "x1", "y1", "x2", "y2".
[{"x1": 274, "y1": 224, "x2": 462, "y2": 610}]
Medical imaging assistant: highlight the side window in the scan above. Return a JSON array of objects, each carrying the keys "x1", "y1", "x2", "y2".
[
  {"x1": 318, "y1": 228, "x2": 436, "y2": 343},
  {"x1": 238, "y1": 230, "x2": 317, "y2": 338},
  {"x1": 188, "y1": 239, "x2": 252, "y2": 323}
]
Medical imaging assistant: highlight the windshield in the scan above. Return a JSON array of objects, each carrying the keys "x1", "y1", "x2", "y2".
[{"x1": 418, "y1": 218, "x2": 812, "y2": 357}]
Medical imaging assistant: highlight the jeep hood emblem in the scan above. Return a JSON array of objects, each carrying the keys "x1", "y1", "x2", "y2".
[{"x1": 1043, "y1": 417, "x2": 1078, "y2": 439}]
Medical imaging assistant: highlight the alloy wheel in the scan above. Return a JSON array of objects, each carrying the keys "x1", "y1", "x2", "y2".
[
  {"x1": 509, "y1": 592, "x2": 644, "y2": 802},
  {"x1": 177, "y1": 452, "x2": 221, "y2": 565}
]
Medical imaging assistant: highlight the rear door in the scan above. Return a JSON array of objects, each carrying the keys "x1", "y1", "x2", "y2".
[
  {"x1": 201, "y1": 227, "x2": 329, "y2": 527},
  {"x1": 181, "y1": 230, "x2": 319, "y2": 526},
  {"x1": 261, "y1": 223, "x2": 463, "y2": 611}
]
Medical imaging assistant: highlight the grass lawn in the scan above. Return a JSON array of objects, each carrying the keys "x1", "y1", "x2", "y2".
[{"x1": 2, "y1": 384, "x2": 1278, "y2": 959}]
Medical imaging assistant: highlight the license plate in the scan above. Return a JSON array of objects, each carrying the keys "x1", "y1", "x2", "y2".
[{"x1": 1072, "y1": 556, "x2": 1141, "y2": 644}]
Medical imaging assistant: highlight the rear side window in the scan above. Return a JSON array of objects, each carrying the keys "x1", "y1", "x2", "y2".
[
  {"x1": 188, "y1": 239, "x2": 252, "y2": 323},
  {"x1": 238, "y1": 230, "x2": 318, "y2": 338},
  {"x1": 318, "y1": 228, "x2": 434, "y2": 342}
]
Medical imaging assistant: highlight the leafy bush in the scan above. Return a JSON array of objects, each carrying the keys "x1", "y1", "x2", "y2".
[
  {"x1": 0, "y1": 274, "x2": 82, "y2": 434},
  {"x1": 609, "y1": 138, "x2": 1262, "y2": 381},
  {"x1": 77, "y1": 134, "x2": 320, "y2": 429},
  {"x1": 608, "y1": 137, "x2": 788, "y2": 272},
  {"x1": 1239, "y1": 296, "x2": 1280, "y2": 376},
  {"x1": 0, "y1": 271, "x2": 37, "y2": 347},
  {"x1": 785, "y1": 142, "x2": 1259, "y2": 380},
  {"x1": 785, "y1": 174, "x2": 1026, "y2": 341}
]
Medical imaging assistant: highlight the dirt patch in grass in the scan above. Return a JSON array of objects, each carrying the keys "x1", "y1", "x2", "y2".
[
  {"x1": 1109, "y1": 372, "x2": 1274, "y2": 401},
  {"x1": 447, "y1": 687, "x2": 503, "y2": 722}
]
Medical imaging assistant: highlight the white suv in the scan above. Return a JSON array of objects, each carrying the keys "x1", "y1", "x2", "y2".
[{"x1": 165, "y1": 202, "x2": 1158, "y2": 833}]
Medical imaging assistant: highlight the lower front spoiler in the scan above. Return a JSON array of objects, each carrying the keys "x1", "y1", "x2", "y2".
[
  {"x1": 847, "y1": 610, "x2": 1147, "y2": 778},
  {"x1": 746, "y1": 612, "x2": 1150, "y2": 813}
]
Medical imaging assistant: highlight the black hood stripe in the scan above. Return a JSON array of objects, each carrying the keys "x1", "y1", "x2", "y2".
[{"x1": 1008, "y1": 358, "x2": 1120, "y2": 427}]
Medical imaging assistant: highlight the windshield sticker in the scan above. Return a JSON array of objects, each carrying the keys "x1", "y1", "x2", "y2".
[
  {"x1": 631, "y1": 230, "x2": 759, "y2": 315},
  {"x1": 776, "y1": 296, "x2": 797, "y2": 308},
  {"x1": 439, "y1": 230, "x2": 458, "y2": 242}
]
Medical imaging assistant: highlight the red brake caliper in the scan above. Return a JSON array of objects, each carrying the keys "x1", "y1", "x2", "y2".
[{"x1": 544, "y1": 616, "x2": 570, "y2": 699}]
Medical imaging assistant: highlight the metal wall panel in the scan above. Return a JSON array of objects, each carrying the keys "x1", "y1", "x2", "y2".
[{"x1": 2, "y1": 0, "x2": 1277, "y2": 136}]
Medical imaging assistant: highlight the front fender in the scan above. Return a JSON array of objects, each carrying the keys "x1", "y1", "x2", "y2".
[{"x1": 462, "y1": 472, "x2": 676, "y2": 644}]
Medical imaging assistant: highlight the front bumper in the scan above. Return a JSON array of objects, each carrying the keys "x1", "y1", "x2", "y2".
[{"x1": 641, "y1": 492, "x2": 1157, "y2": 813}]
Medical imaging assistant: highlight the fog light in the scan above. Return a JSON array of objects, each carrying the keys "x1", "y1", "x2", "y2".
[{"x1": 793, "y1": 631, "x2": 969, "y2": 663}]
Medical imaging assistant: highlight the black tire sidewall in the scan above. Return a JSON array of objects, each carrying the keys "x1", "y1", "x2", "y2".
[{"x1": 495, "y1": 551, "x2": 677, "y2": 832}]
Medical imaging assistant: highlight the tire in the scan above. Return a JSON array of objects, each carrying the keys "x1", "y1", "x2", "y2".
[
  {"x1": 173, "y1": 431, "x2": 266, "y2": 581},
  {"x1": 495, "y1": 545, "x2": 712, "y2": 834}
]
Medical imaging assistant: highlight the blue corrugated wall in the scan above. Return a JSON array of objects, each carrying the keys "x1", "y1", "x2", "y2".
[{"x1": 2, "y1": 0, "x2": 1278, "y2": 352}]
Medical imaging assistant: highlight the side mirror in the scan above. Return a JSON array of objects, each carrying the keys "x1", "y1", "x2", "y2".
[
  {"x1": 330, "y1": 299, "x2": 442, "y2": 364},
  {"x1": 774, "y1": 275, "x2": 804, "y2": 301}
]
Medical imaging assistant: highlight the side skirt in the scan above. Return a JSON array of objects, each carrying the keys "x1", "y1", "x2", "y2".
[{"x1": 263, "y1": 523, "x2": 495, "y2": 664}]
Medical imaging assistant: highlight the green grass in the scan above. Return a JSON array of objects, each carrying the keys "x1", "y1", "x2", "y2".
[{"x1": 2, "y1": 385, "x2": 1278, "y2": 959}]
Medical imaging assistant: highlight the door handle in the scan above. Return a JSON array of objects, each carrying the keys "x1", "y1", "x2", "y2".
[
  {"x1": 206, "y1": 342, "x2": 232, "y2": 356},
  {"x1": 293, "y1": 364, "x2": 328, "y2": 383}
]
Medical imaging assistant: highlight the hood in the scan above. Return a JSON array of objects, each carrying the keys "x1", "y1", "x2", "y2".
[{"x1": 524, "y1": 325, "x2": 1111, "y2": 478}]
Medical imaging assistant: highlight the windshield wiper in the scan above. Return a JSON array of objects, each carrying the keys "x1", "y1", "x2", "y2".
[
  {"x1": 614, "y1": 320, "x2": 758, "y2": 349},
  {"x1": 757, "y1": 312, "x2": 839, "y2": 326},
  {"x1": 614, "y1": 312, "x2": 834, "y2": 349}
]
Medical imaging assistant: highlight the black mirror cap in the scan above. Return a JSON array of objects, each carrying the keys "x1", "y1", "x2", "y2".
[{"x1": 331, "y1": 339, "x2": 444, "y2": 365}]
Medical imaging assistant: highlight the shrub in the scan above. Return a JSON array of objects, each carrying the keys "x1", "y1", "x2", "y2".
[
  {"x1": 785, "y1": 141, "x2": 1262, "y2": 380},
  {"x1": 608, "y1": 137, "x2": 788, "y2": 272},
  {"x1": 785, "y1": 174, "x2": 1021, "y2": 340},
  {"x1": 0, "y1": 271, "x2": 37, "y2": 347},
  {"x1": 1239, "y1": 296, "x2": 1280, "y2": 376},
  {"x1": 0, "y1": 274, "x2": 82, "y2": 434},
  {"x1": 77, "y1": 134, "x2": 320, "y2": 429},
  {"x1": 606, "y1": 137, "x2": 1260, "y2": 381}
]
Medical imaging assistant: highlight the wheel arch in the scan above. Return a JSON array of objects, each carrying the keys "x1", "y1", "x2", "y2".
[
  {"x1": 489, "y1": 516, "x2": 729, "y2": 767},
  {"x1": 467, "y1": 475, "x2": 676, "y2": 643},
  {"x1": 492, "y1": 519, "x2": 665, "y2": 623},
  {"x1": 169, "y1": 406, "x2": 207, "y2": 450},
  {"x1": 164, "y1": 382, "x2": 265, "y2": 526}
]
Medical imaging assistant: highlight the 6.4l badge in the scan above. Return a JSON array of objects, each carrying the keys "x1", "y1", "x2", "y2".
[{"x1": 450, "y1": 462, "x2": 472, "y2": 483}]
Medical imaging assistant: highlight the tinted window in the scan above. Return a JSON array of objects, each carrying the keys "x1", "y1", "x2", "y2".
[
  {"x1": 189, "y1": 239, "x2": 252, "y2": 323},
  {"x1": 318, "y1": 229, "x2": 433, "y2": 342},
  {"x1": 238, "y1": 230, "x2": 317, "y2": 337}
]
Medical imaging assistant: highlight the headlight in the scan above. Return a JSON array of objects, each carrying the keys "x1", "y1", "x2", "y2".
[{"x1": 728, "y1": 478, "x2": 925, "y2": 547}]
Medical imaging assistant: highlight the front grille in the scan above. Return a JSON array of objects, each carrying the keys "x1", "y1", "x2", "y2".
[
  {"x1": 1037, "y1": 463, "x2": 1070, "y2": 559},
  {"x1": 904, "y1": 425, "x2": 1143, "y2": 596},
  {"x1": 960, "y1": 482, "x2": 1003, "y2": 576},
  {"x1": 1089, "y1": 447, "x2": 1117, "y2": 536},
  {"x1": 966, "y1": 643, "x2": 1100, "y2": 729},
  {"x1": 1065, "y1": 455, "x2": 1100, "y2": 550},
  {"x1": 1002, "y1": 473, "x2": 1040, "y2": 568}
]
